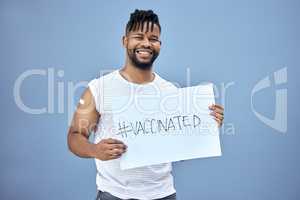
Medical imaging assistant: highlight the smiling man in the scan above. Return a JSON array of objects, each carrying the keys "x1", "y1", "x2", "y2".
[{"x1": 67, "y1": 9, "x2": 224, "y2": 200}]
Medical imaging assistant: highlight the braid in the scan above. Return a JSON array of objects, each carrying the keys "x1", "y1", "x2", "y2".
[{"x1": 126, "y1": 9, "x2": 161, "y2": 34}]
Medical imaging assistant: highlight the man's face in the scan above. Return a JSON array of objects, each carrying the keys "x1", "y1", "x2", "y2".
[{"x1": 123, "y1": 22, "x2": 161, "y2": 70}]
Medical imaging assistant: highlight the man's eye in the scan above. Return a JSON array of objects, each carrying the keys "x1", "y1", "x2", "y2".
[
  {"x1": 134, "y1": 37, "x2": 143, "y2": 40},
  {"x1": 150, "y1": 38, "x2": 159, "y2": 42}
]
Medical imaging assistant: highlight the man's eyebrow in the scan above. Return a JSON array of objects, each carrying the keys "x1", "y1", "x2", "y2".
[
  {"x1": 150, "y1": 35, "x2": 159, "y2": 39},
  {"x1": 130, "y1": 33, "x2": 159, "y2": 38},
  {"x1": 131, "y1": 33, "x2": 144, "y2": 36}
]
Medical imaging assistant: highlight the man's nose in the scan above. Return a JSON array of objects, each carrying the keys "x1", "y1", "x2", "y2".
[{"x1": 140, "y1": 37, "x2": 151, "y2": 47}]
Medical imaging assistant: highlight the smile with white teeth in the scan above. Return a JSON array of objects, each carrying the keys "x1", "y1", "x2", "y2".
[{"x1": 135, "y1": 49, "x2": 153, "y2": 56}]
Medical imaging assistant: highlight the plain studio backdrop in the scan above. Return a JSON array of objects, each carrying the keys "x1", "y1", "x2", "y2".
[{"x1": 0, "y1": 0, "x2": 299, "y2": 199}]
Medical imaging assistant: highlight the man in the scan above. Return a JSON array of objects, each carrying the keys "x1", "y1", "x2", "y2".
[{"x1": 67, "y1": 9, "x2": 224, "y2": 200}]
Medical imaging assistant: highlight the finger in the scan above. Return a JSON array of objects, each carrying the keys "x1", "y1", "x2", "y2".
[
  {"x1": 210, "y1": 111, "x2": 224, "y2": 120},
  {"x1": 213, "y1": 104, "x2": 224, "y2": 110},
  {"x1": 109, "y1": 154, "x2": 122, "y2": 159},
  {"x1": 209, "y1": 106, "x2": 224, "y2": 116},
  {"x1": 212, "y1": 111, "x2": 224, "y2": 120},
  {"x1": 108, "y1": 143, "x2": 127, "y2": 150},
  {"x1": 104, "y1": 138, "x2": 124, "y2": 144},
  {"x1": 209, "y1": 104, "x2": 224, "y2": 111},
  {"x1": 108, "y1": 148, "x2": 126, "y2": 155},
  {"x1": 214, "y1": 107, "x2": 224, "y2": 115},
  {"x1": 213, "y1": 117, "x2": 222, "y2": 127},
  {"x1": 107, "y1": 149, "x2": 125, "y2": 159}
]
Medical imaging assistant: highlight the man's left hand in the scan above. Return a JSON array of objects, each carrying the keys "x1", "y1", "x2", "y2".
[{"x1": 209, "y1": 104, "x2": 224, "y2": 127}]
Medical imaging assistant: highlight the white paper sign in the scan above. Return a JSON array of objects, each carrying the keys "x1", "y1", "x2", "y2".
[{"x1": 111, "y1": 83, "x2": 222, "y2": 170}]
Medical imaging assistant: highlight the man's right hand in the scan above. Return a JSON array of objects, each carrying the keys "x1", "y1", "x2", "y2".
[{"x1": 93, "y1": 138, "x2": 127, "y2": 161}]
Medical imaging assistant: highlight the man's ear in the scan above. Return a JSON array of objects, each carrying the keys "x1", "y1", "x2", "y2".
[{"x1": 122, "y1": 36, "x2": 128, "y2": 48}]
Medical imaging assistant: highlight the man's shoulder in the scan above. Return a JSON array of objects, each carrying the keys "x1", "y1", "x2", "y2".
[
  {"x1": 90, "y1": 70, "x2": 116, "y2": 83},
  {"x1": 155, "y1": 73, "x2": 178, "y2": 90},
  {"x1": 91, "y1": 70, "x2": 117, "y2": 82}
]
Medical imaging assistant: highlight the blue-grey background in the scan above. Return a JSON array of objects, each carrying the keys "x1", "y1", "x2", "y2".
[{"x1": 1, "y1": 0, "x2": 299, "y2": 199}]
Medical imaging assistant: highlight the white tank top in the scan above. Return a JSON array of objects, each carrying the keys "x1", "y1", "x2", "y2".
[{"x1": 88, "y1": 70, "x2": 176, "y2": 199}]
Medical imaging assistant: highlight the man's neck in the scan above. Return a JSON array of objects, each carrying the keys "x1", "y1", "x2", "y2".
[{"x1": 120, "y1": 63, "x2": 155, "y2": 84}]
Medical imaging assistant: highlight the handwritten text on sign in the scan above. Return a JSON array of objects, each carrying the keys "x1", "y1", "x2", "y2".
[
  {"x1": 116, "y1": 114, "x2": 202, "y2": 138},
  {"x1": 112, "y1": 84, "x2": 222, "y2": 170}
]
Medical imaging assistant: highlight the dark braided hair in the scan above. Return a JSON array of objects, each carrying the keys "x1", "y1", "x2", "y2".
[{"x1": 126, "y1": 9, "x2": 161, "y2": 34}]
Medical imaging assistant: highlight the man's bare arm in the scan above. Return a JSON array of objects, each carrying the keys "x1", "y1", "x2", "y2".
[
  {"x1": 67, "y1": 88, "x2": 99, "y2": 158},
  {"x1": 67, "y1": 88, "x2": 127, "y2": 160}
]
